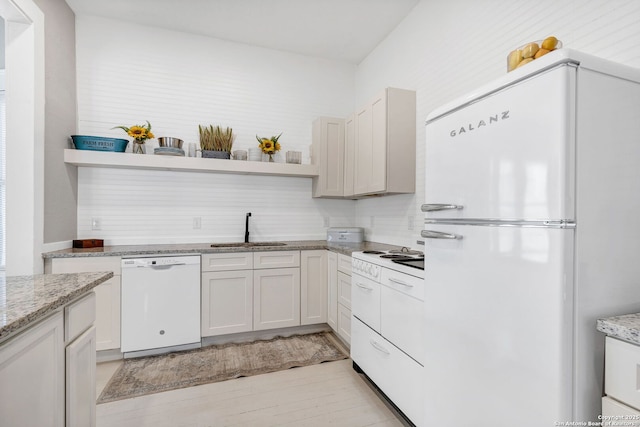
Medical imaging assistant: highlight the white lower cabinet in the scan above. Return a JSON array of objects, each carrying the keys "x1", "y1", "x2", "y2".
[
  {"x1": 201, "y1": 270, "x2": 253, "y2": 336},
  {"x1": 602, "y1": 336, "x2": 640, "y2": 424},
  {"x1": 66, "y1": 326, "x2": 96, "y2": 427},
  {"x1": 337, "y1": 270, "x2": 352, "y2": 342},
  {"x1": 351, "y1": 319, "x2": 423, "y2": 426},
  {"x1": 602, "y1": 396, "x2": 640, "y2": 419},
  {"x1": 301, "y1": 250, "x2": 327, "y2": 325},
  {"x1": 0, "y1": 312, "x2": 65, "y2": 427},
  {"x1": 254, "y1": 267, "x2": 301, "y2": 330},
  {"x1": 327, "y1": 252, "x2": 339, "y2": 331},
  {"x1": 328, "y1": 252, "x2": 352, "y2": 345},
  {"x1": 337, "y1": 304, "x2": 351, "y2": 342},
  {"x1": 0, "y1": 291, "x2": 97, "y2": 427},
  {"x1": 202, "y1": 251, "x2": 306, "y2": 334},
  {"x1": 46, "y1": 256, "x2": 121, "y2": 351}
]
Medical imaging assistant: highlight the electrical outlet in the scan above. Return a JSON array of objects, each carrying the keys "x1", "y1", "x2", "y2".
[
  {"x1": 193, "y1": 217, "x2": 201, "y2": 229},
  {"x1": 408, "y1": 216, "x2": 414, "y2": 230},
  {"x1": 91, "y1": 218, "x2": 101, "y2": 231},
  {"x1": 323, "y1": 216, "x2": 330, "y2": 227}
]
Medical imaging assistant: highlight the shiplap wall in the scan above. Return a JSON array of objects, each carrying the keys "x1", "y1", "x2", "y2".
[
  {"x1": 354, "y1": 0, "x2": 640, "y2": 248},
  {"x1": 77, "y1": 2, "x2": 640, "y2": 246},
  {"x1": 75, "y1": 16, "x2": 355, "y2": 244}
]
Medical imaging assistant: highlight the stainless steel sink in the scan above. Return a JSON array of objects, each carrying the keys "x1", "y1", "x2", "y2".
[{"x1": 210, "y1": 242, "x2": 287, "y2": 248}]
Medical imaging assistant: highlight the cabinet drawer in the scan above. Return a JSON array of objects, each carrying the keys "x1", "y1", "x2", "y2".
[
  {"x1": 65, "y1": 292, "x2": 96, "y2": 343},
  {"x1": 380, "y1": 268, "x2": 423, "y2": 301},
  {"x1": 49, "y1": 256, "x2": 121, "y2": 275},
  {"x1": 337, "y1": 254, "x2": 352, "y2": 275},
  {"x1": 602, "y1": 396, "x2": 640, "y2": 424},
  {"x1": 253, "y1": 251, "x2": 300, "y2": 269},
  {"x1": 351, "y1": 318, "x2": 423, "y2": 426},
  {"x1": 202, "y1": 252, "x2": 253, "y2": 271},
  {"x1": 338, "y1": 271, "x2": 351, "y2": 309},
  {"x1": 605, "y1": 337, "x2": 640, "y2": 411}
]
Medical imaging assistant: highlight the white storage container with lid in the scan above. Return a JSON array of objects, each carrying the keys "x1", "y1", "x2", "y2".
[{"x1": 327, "y1": 227, "x2": 364, "y2": 243}]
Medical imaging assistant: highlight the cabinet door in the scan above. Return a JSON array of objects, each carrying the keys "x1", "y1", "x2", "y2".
[
  {"x1": 301, "y1": 250, "x2": 327, "y2": 325},
  {"x1": 49, "y1": 257, "x2": 121, "y2": 351},
  {"x1": 337, "y1": 304, "x2": 351, "y2": 345},
  {"x1": 93, "y1": 277, "x2": 120, "y2": 351},
  {"x1": 344, "y1": 114, "x2": 356, "y2": 197},
  {"x1": 337, "y1": 271, "x2": 351, "y2": 309},
  {"x1": 327, "y1": 252, "x2": 338, "y2": 331},
  {"x1": 66, "y1": 326, "x2": 96, "y2": 427},
  {"x1": 354, "y1": 104, "x2": 372, "y2": 195},
  {"x1": 201, "y1": 270, "x2": 253, "y2": 336},
  {"x1": 253, "y1": 268, "x2": 301, "y2": 330},
  {"x1": 0, "y1": 313, "x2": 65, "y2": 427},
  {"x1": 312, "y1": 117, "x2": 345, "y2": 197},
  {"x1": 370, "y1": 89, "x2": 388, "y2": 193}
]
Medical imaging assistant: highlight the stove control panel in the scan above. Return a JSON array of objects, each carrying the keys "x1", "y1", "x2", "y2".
[{"x1": 352, "y1": 259, "x2": 381, "y2": 281}]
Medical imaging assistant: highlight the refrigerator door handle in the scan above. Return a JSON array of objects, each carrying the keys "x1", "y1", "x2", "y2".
[
  {"x1": 421, "y1": 203, "x2": 463, "y2": 212},
  {"x1": 421, "y1": 229, "x2": 462, "y2": 240}
]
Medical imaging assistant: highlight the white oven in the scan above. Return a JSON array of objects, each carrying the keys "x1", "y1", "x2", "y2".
[{"x1": 350, "y1": 248, "x2": 424, "y2": 426}]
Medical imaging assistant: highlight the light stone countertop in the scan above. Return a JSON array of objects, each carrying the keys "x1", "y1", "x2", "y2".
[
  {"x1": 41, "y1": 240, "x2": 406, "y2": 259},
  {"x1": 597, "y1": 313, "x2": 640, "y2": 345},
  {"x1": 0, "y1": 271, "x2": 114, "y2": 341}
]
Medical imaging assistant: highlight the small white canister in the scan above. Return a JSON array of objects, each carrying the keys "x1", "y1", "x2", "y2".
[{"x1": 327, "y1": 227, "x2": 364, "y2": 243}]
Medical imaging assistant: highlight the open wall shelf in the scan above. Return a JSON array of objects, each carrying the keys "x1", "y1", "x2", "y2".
[{"x1": 64, "y1": 149, "x2": 318, "y2": 178}]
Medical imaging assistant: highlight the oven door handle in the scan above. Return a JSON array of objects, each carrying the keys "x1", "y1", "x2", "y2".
[
  {"x1": 369, "y1": 339, "x2": 390, "y2": 355},
  {"x1": 388, "y1": 277, "x2": 413, "y2": 287},
  {"x1": 355, "y1": 282, "x2": 374, "y2": 291}
]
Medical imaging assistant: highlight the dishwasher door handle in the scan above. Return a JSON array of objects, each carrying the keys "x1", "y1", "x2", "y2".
[{"x1": 144, "y1": 263, "x2": 187, "y2": 270}]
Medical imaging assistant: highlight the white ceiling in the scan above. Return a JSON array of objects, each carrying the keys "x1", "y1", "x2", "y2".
[{"x1": 64, "y1": 0, "x2": 419, "y2": 64}]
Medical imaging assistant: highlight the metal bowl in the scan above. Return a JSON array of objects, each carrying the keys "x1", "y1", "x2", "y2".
[{"x1": 157, "y1": 137, "x2": 184, "y2": 149}]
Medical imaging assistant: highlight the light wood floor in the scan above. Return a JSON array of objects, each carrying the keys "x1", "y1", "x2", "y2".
[{"x1": 96, "y1": 359, "x2": 409, "y2": 427}]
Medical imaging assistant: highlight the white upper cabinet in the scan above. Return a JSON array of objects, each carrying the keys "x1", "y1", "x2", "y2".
[
  {"x1": 344, "y1": 113, "x2": 356, "y2": 198},
  {"x1": 312, "y1": 117, "x2": 345, "y2": 198},
  {"x1": 354, "y1": 87, "x2": 416, "y2": 197},
  {"x1": 312, "y1": 88, "x2": 416, "y2": 199}
]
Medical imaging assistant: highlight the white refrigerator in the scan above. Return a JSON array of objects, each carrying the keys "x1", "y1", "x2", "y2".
[{"x1": 422, "y1": 49, "x2": 640, "y2": 426}]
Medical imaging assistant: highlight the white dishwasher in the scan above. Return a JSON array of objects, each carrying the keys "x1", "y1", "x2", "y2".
[{"x1": 121, "y1": 255, "x2": 201, "y2": 357}]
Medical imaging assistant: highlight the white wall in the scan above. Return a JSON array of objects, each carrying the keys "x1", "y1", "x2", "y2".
[
  {"x1": 354, "y1": 0, "x2": 640, "y2": 248},
  {"x1": 76, "y1": 2, "x2": 640, "y2": 246},
  {"x1": 75, "y1": 16, "x2": 356, "y2": 244}
]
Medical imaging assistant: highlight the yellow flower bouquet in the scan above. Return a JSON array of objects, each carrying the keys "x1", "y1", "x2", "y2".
[
  {"x1": 256, "y1": 132, "x2": 282, "y2": 162},
  {"x1": 113, "y1": 120, "x2": 155, "y2": 154}
]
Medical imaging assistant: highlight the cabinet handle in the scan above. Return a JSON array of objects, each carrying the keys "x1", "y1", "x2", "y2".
[
  {"x1": 356, "y1": 282, "x2": 373, "y2": 291},
  {"x1": 369, "y1": 339, "x2": 390, "y2": 355},
  {"x1": 388, "y1": 277, "x2": 413, "y2": 287}
]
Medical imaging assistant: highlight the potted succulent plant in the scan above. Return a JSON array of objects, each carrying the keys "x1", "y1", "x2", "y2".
[{"x1": 199, "y1": 125, "x2": 235, "y2": 159}]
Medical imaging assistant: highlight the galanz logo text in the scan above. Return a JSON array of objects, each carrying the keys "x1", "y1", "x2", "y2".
[{"x1": 449, "y1": 111, "x2": 510, "y2": 137}]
